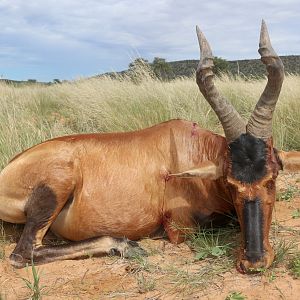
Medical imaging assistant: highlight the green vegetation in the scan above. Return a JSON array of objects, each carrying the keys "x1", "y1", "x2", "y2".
[
  {"x1": 226, "y1": 291, "x2": 247, "y2": 300},
  {"x1": 21, "y1": 261, "x2": 46, "y2": 300},
  {"x1": 289, "y1": 254, "x2": 300, "y2": 278},
  {"x1": 152, "y1": 57, "x2": 173, "y2": 80},
  {"x1": 108, "y1": 55, "x2": 299, "y2": 80},
  {"x1": 213, "y1": 56, "x2": 230, "y2": 75},
  {"x1": 272, "y1": 238, "x2": 296, "y2": 267},
  {"x1": 277, "y1": 186, "x2": 300, "y2": 201},
  {"x1": 292, "y1": 209, "x2": 300, "y2": 219},
  {"x1": 167, "y1": 55, "x2": 300, "y2": 78},
  {"x1": 188, "y1": 227, "x2": 236, "y2": 260},
  {"x1": 136, "y1": 273, "x2": 156, "y2": 294}
]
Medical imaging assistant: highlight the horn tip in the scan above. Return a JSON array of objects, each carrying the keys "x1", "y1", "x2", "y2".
[
  {"x1": 196, "y1": 25, "x2": 203, "y2": 39},
  {"x1": 259, "y1": 19, "x2": 272, "y2": 50},
  {"x1": 260, "y1": 19, "x2": 269, "y2": 39}
]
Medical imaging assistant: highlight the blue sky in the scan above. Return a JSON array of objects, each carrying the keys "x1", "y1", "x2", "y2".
[{"x1": 0, "y1": 0, "x2": 299, "y2": 82}]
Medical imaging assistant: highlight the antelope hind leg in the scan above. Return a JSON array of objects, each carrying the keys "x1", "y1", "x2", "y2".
[
  {"x1": 31, "y1": 236, "x2": 147, "y2": 267},
  {"x1": 9, "y1": 183, "x2": 146, "y2": 268},
  {"x1": 11, "y1": 236, "x2": 147, "y2": 268}
]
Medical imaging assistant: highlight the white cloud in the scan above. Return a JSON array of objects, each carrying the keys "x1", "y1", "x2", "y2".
[{"x1": 0, "y1": 0, "x2": 299, "y2": 80}]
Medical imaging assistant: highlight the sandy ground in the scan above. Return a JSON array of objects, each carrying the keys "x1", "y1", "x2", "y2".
[{"x1": 0, "y1": 173, "x2": 300, "y2": 300}]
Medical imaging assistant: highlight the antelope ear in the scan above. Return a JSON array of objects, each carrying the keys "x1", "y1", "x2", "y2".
[
  {"x1": 169, "y1": 160, "x2": 223, "y2": 180},
  {"x1": 277, "y1": 151, "x2": 300, "y2": 172}
]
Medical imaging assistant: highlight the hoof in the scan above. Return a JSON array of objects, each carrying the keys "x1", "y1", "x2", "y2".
[
  {"x1": 9, "y1": 253, "x2": 29, "y2": 269},
  {"x1": 108, "y1": 248, "x2": 120, "y2": 256}
]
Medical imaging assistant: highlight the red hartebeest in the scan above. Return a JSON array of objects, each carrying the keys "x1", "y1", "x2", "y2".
[{"x1": 0, "y1": 21, "x2": 299, "y2": 273}]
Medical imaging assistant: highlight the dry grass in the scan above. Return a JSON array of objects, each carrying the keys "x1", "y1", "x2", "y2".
[{"x1": 0, "y1": 72, "x2": 299, "y2": 170}]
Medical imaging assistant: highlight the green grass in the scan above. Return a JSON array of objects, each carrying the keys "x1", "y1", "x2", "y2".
[
  {"x1": 126, "y1": 254, "x2": 155, "y2": 274},
  {"x1": 277, "y1": 186, "x2": 300, "y2": 202},
  {"x1": 136, "y1": 273, "x2": 156, "y2": 294},
  {"x1": 21, "y1": 260, "x2": 46, "y2": 300},
  {"x1": 188, "y1": 226, "x2": 238, "y2": 261},
  {"x1": 289, "y1": 254, "x2": 300, "y2": 278},
  {"x1": 226, "y1": 291, "x2": 247, "y2": 300},
  {"x1": 292, "y1": 209, "x2": 300, "y2": 219},
  {"x1": 272, "y1": 238, "x2": 296, "y2": 267}
]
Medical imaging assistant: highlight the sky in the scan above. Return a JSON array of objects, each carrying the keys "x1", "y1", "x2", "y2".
[{"x1": 0, "y1": 0, "x2": 299, "y2": 82}]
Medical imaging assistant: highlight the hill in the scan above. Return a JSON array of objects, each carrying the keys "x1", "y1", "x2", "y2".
[
  {"x1": 167, "y1": 55, "x2": 300, "y2": 78},
  {"x1": 100, "y1": 55, "x2": 300, "y2": 80}
]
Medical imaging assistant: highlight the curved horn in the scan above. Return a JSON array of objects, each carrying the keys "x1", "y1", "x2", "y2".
[
  {"x1": 247, "y1": 20, "x2": 284, "y2": 139},
  {"x1": 196, "y1": 26, "x2": 246, "y2": 142}
]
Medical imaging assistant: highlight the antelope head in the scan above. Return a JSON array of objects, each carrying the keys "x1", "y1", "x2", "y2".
[{"x1": 173, "y1": 21, "x2": 300, "y2": 273}]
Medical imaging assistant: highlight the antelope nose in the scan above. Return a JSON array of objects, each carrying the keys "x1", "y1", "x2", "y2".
[{"x1": 245, "y1": 250, "x2": 263, "y2": 263}]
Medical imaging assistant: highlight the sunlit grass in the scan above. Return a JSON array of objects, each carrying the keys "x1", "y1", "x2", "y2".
[{"x1": 0, "y1": 72, "x2": 299, "y2": 169}]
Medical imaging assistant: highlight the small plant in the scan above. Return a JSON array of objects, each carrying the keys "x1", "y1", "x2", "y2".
[
  {"x1": 289, "y1": 255, "x2": 300, "y2": 278},
  {"x1": 272, "y1": 238, "x2": 296, "y2": 267},
  {"x1": 276, "y1": 186, "x2": 299, "y2": 202},
  {"x1": 267, "y1": 270, "x2": 277, "y2": 282},
  {"x1": 292, "y1": 208, "x2": 300, "y2": 219},
  {"x1": 136, "y1": 273, "x2": 155, "y2": 294},
  {"x1": 226, "y1": 291, "x2": 247, "y2": 300},
  {"x1": 21, "y1": 260, "x2": 45, "y2": 300},
  {"x1": 125, "y1": 252, "x2": 157, "y2": 274},
  {"x1": 188, "y1": 227, "x2": 236, "y2": 260}
]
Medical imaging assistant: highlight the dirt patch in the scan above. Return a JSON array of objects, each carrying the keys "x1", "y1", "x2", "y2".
[{"x1": 1, "y1": 173, "x2": 300, "y2": 299}]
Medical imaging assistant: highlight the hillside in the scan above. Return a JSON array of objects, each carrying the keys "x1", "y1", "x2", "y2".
[
  {"x1": 1, "y1": 55, "x2": 299, "y2": 85},
  {"x1": 168, "y1": 55, "x2": 300, "y2": 78}
]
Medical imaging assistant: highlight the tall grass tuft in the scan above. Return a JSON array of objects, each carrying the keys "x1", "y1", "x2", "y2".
[{"x1": 0, "y1": 73, "x2": 299, "y2": 170}]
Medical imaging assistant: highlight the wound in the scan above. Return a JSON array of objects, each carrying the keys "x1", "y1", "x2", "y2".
[
  {"x1": 243, "y1": 198, "x2": 264, "y2": 263},
  {"x1": 229, "y1": 133, "x2": 267, "y2": 183},
  {"x1": 191, "y1": 122, "x2": 198, "y2": 137},
  {"x1": 160, "y1": 168, "x2": 171, "y2": 181}
]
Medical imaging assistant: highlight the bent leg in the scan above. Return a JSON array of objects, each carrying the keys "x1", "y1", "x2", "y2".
[
  {"x1": 10, "y1": 183, "x2": 71, "y2": 267},
  {"x1": 9, "y1": 184, "x2": 146, "y2": 268}
]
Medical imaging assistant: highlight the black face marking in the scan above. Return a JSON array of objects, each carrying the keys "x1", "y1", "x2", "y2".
[
  {"x1": 243, "y1": 198, "x2": 264, "y2": 263},
  {"x1": 229, "y1": 133, "x2": 267, "y2": 183},
  {"x1": 10, "y1": 184, "x2": 57, "y2": 263}
]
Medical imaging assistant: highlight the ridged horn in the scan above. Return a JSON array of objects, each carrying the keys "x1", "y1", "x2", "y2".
[
  {"x1": 246, "y1": 20, "x2": 284, "y2": 139},
  {"x1": 196, "y1": 26, "x2": 246, "y2": 142}
]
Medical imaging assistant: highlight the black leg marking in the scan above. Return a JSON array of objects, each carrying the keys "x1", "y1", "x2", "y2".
[{"x1": 10, "y1": 184, "x2": 57, "y2": 267}]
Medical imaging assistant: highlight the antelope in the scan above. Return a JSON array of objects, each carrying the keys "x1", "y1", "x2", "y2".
[{"x1": 0, "y1": 21, "x2": 299, "y2": 273}]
